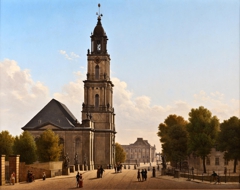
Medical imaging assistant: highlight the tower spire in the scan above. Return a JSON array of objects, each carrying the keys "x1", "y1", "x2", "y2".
[{"x1": 96, "y1": 3, "x2": 103, "y2": 19}]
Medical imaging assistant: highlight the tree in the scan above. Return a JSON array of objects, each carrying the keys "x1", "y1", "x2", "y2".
[
  {"x1": 157, "y1": 115, "x2": 188, "y2": 169},
  {"x1": 187, "y1": 106, "x2": 219, "y2": 173},
  {"x1": 0, "y1": 130, "x2": 14, "y2": 160},
  {"x1": 36, "y1": 129, "x2": 63, "y2": 162},
  {"x1": 13, "y1": 131, "x2": 37, "y2": 164},
  {"x1": 217, "y1": 116, "x2": 240, "y2": 173},
  {"x1": 115, "y1": 143, "x2": 126, "y2": 163}
]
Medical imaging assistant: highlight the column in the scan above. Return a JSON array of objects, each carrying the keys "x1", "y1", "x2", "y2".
[{"x1": 0, "y1": 155, "x2": 6, "y2": 186}]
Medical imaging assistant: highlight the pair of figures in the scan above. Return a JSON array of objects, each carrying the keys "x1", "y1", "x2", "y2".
[{"x1": 76, "y1": 172, "x2": 83, "y2": 188}]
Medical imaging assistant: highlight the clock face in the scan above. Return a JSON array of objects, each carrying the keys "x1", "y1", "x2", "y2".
[
  {"x1": 97, "y1": 43, "x2": 101, "y2": 51},
  {"x1": 94, "y1": 57, "x2": 100, "y2": 63}
]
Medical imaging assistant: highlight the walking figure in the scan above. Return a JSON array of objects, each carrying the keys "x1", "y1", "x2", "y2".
[
  {"x1": 144, "y1": 169, "x2": 148, "y2": 181},
  {"x1": 137, "y1": 169, "x2": 141, "y2": 181},
  {"x1": 76, "y1": 172, "x2": 80, "y2": 187},
  {"x1": 100, "y1": 165, "x2": 105, "y2": 178},
  {"x1": 211, "y1": 171, "x2": 218, "y2": 184},
  {"x1": 152, "y1": 167, "x2": 156, "y2": 177},
  {"x1": 79, "y1": 174, "x2": 83, "y2": 188},
  {"x1": 97, "y1": 166, "x2": 101, "y2": 178},
  {"x1": 141, "y1": 169, "x2": 144, "y2": 182}
]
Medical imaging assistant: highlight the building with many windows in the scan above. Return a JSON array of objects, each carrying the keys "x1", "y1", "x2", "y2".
[
  {"x1": 121, "y1": 138, "x2": 156, "y2": 164},
  {"x1": 188, "y1": 147, "x2": 239, "y2": 173}
]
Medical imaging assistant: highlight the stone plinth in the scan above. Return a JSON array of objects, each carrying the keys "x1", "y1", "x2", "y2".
[
  {"x1": 0, "y1": 155, "x2": 6, "y2": 186},
  {"x1": 62, "y1": 167, "x2": 70, "y2": 175},
  {"x1": 9, "y1": 155, "x2": 20, "y2": 183},
  {"x1": 80, "y1": 165, "x2": 84, "y2": 171},
  {"x1": 75, "y1": 164, "x2": 79, "y2": 171},
  {"x1": 69, "y1": 165, "x2": 75, "y2": 173}
]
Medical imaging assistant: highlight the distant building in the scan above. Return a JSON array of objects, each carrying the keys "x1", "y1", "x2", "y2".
[
  {"x1": 187, "y1": 147, "x2": 239, "y2": 173},
  {"x1": 121, "y1": 138, "x2": 156, "y2": 164}
]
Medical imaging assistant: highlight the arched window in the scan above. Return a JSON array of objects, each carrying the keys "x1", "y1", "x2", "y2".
[
  {"x1": 95, "y1": 65, "x2": 99, "y2": 79},
  {"x1": 95, "y1": 94, "x2": 99, "y2": 108}
]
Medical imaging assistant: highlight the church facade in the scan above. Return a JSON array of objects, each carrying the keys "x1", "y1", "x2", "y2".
[{"x1": 22, "y1": 10, "x2": 116, "y2": 170}]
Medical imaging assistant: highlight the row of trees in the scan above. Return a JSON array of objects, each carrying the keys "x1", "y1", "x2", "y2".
[
  {"x1": 0, "y1": 129, "x2": 62, "y2": 164},
  {"x1": 0, "y1": 128, "x2": 127, "y2": 165},
  {"x1": 157, "y1": 106, "x2": 240, "y2": 173}
]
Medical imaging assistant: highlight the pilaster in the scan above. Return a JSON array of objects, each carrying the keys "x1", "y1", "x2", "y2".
[{"x1": 0, "y1": 155, "x2": 6, "y2": 186}]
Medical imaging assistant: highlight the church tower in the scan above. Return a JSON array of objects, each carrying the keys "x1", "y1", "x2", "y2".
[{"x1": 82, "y1": 4, "x2": 116, "y2": 168}]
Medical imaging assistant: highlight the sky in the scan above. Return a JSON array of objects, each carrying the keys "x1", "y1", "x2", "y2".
[{"x1": 0, "y1": 0, "x2": 239, "y2": 152}]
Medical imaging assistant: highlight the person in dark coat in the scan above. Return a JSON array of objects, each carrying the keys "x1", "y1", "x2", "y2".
[
  {"x1": 152, "y1": 167, "x2": 156, "y2": 177},
  {"x1": 144, "y1": 169, "x2": 148, "y2": 181},
  {"x1": 141, "y1": 169, "x2": 145, "y2": 182},
  {"x1": 97, "y1": 166, "x2": 101, "y2": 178},
  {"x1": 76, "y1": 172, "x2": 80, "y2": 187},
  {"x1": 137, "y1": 169, "x2": 141, "y2": 181},
  {"x1": 100, "y1": 165, "x2": 105, "y2": 178}
]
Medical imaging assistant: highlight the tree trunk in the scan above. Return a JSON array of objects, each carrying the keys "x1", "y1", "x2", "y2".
[
  {"x1": 233, "y1": 158, "x2": 237, "y2": 173},
  {"x1": 202, "y1": 156, "x2": 206, "y2": 173}
]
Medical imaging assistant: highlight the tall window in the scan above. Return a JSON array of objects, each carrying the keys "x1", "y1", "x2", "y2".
[
  {"x1": 215, "y1": 157, "x2": 219, "y2": 165},
  {"x1": 95, "y1": 65, "x2": 99, "y2": 79},
  {"x1": 95, "y1": 94, "x2": 99, "y2": 108},
  {"x1": 224, "y1": 159, "x2": 228, "y2": 165},
  {"x1": 206, "y1": 157, "x2": 210, "y2": 165}
]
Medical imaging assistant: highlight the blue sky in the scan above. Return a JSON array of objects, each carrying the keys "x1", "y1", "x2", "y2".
[{"x1": 0, "y1": 0, "x2": 239, "y2": 152}]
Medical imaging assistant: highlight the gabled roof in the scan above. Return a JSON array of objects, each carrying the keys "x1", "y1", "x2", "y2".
[
  {"x1": 131, "y1": 138, "x2": 150, "y2": 146},
  {"x1": 22, "y1": 99, "x2": 78, "y2": 130}
]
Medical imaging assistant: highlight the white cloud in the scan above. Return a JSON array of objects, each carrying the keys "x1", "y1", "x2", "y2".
[
  {"x1": 193, "y1": 90, "x2": 239, "y2": 120},
  {"x1": 59, "y1": 50, "x2": 80, "y2": 60},
  {"x1": 51, "y1": 77, "x2": 239, "y2": 151},
  {"x1": 53, "y1": 71, "x2": 85, "y2": 120},
  {"x1": 0, "y1": 59, "x2": 50, "y2": 135},
  {"x1": 0, "y1": 62, "x2": 239, "y2": 151}
]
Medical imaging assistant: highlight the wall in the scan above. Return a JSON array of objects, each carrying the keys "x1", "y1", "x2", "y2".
[{"x1": 19, "y1": 162, "x2": 63, "y2": 182}]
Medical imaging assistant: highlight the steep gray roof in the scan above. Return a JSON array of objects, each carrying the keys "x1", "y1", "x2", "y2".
[{"x1": 22, "y1": 99, "x2": 78, "y2": 130}]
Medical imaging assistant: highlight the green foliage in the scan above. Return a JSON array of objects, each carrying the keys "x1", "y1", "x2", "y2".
[
  {"x1": 0, "y1": 130, "x2": 14, "y2": 160},
  {"x1": 187, "y1": 106, "x2": 219, "y2": 173},
  {"x1": 217, "y1": 116, "x2": 240, "y2": 172},
  {"x1": 157, "y1": 115, "x2": 188, "y2": 167},
  {"x1": 36, "y1": 129, "x2": 63, "y2": 162},
  {"x1": 13, "y1": 131, "x2": 37, "y2": 164},
  {"x1": 115, "y1": 142, "x2": 126, "y2": 163}
]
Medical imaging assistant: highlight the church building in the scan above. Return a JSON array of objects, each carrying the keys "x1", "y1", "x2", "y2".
[{"x1": 22, "y1": 6, "x2": 116, "y2": 170}]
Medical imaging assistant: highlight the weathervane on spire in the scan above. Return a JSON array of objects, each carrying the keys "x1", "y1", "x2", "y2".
[{"x1": 96, "y1": 3, "x2": 103, "y2": 19}]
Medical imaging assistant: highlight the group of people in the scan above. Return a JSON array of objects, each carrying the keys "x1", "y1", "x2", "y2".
[
  {"x1": 114, "y1": 162, "x2": 122, "y2": 173},
  {"x1": 76, "y1": 172, "x2": 83, "y2": 188},
  {"x1": 137, "y1": 169, "x2": 148, "y2": 181},
  {"x1": 97, "y1": 165, "x2": 105, "y2": 178},
  {"x1": 27, "y1": 170, "x2": 35, "y2": 182}
]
